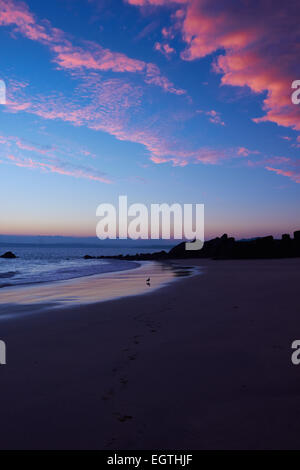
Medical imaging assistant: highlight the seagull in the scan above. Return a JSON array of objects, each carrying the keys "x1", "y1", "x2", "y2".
[{"x1": 146, "y1": 277, "x2": 151, "y2": 286}]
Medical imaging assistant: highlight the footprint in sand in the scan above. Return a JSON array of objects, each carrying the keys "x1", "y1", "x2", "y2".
[
  {"x1": 114, "y1": 412, "x2": 133, "y2": 423},
  {"x1": 120, "y1": 376, "x2": 128, "y2": 386},
  {"x1": 117, "y1": 414, "x2": 133, "y2": 423},
  {"x1": 146, "y1": 322, "x2": 159, "y2": 332},
  {"x1": 102, "y1": 388, "x2": 114, "y2": 401},
  {"x1": 133, "y1": 335, "x2": 142, "y2": 344},
  {"x1": 128, "y1": 354, "x2": 137, "y2": 361}
]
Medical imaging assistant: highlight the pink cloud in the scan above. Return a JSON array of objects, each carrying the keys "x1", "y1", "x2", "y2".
[
  {"x1": 4, "y1": 75, "x2": 258, "y2": 169},
  {"x1": 15, "y1": 138, "x2": 49, "y2": 155},
  {"x1": 237, "y1": 147, "x2": 260, "y2": 157},
  {"x1": 265, "y1": 166, "x2": 300, "y2": 184},
  {"x1": 0, "y1": 0, "x2": 184, "y2": 95},
  {"x1": 237, "y1": 147, "x2": 251, "y2": 157},
  {"x1": 290, "y1": 135, "x2": 300, "y2": 148},
  {"x1": 127, "y1": 0, "x2": 187, "y2": 5},
  {"x1": 0, "y1": 134, "x2": 50, "y2": 155},
  {"x1": 129, "y1": 0, "x2": 300, "y2": 132},
  {"x1": 197, "y1": 109, "x2": 225, "y2": 126},
  {"x1": 264, "y1": 156, "x2": 291, "y2": 165},
  {"x1": 53, "y1": 43, "x2": 146, "y2": 74},
  {"x1": 154, "y1": 42, "x2": 175, "y2": 57},
  {"x1": 0, "y1": 0, "x2": 63, "y2": 44},
  {"x1": 162, "y1": 27, "x2": 173, "y2": 39},
  {"x1": 144, "y1": 63, "x2": 185, "y2": 94},
  {"x1": 5, "y1": 0, "x2": 297, "y2": 178},
  {"x1": 245, "y1": 153, "x2": 300, "y2": 184},
  {"x1": 150, "y1": 147, "x2": 229, "y2": 166},
  {"x1": 6, "y1": 154, "x2": 111, "y2": 183},
  {"x1": 0, "y1": 131, "x2": 111, "y2": 183}
]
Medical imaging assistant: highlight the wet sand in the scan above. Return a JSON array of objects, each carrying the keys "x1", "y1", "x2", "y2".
[
  {"x1": 0, "y1": 261, "x2": 197, "y2": 317},
  {"x1": 0, "y1": 258, "x2": 300, "y2": 449}
]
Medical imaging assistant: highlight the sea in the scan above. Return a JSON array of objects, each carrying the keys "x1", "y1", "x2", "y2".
[{"x1": 0, "y1": 242, "x2": 175, "y2": 289}]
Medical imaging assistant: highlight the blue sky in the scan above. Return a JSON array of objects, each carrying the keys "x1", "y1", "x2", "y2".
[{"x1": 0, "y1": 0, "x2": 299, "y2": 239}]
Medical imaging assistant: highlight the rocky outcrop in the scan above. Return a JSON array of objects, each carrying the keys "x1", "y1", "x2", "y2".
[
  {"x1": 83, "y1": 250, "x2": 169, "y2": 261},
  {"x1": 168, "y1": 233, "x2": 300, "y2": 260},
  {"x1": 0, "y1": 251, "x2": 17, "y2": 259},
  {"x1": 83, "y1": 230, "x2": 300, "y2": 261}
]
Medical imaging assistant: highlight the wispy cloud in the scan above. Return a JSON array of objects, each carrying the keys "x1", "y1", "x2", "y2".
[
  {"x1": 3, "y1": 74, "x2": 273, "y2": 171},
  {"x1": 2, "y1": 0, "x2": 298, "y2": 180},
  {"x1": 244, "y1": 153, "x2": 300, "y2": 184},
  {"x1": 4, "y1": 73, "x2": 226, "y2": 167},
  {"x1": 0, "y1": 134, "x2": 52, "y2": 155},
  {"x1": 265, "y1": 166, "x2": 300, "y2": 184},
  {"x1": 0, "y1": 132, "x2": 112, "y2": 183},
  {"x1": 237, "y1": 147, "x2": 260, "y2": 157},
  {"x1": 6, "y1": 154, "x2": 111, "y2": 183},
  {"x1": 154, "y1": 42, "x2": 175, "y2": 58},
  {"x1": 197, "y1": 109, "x2": 225, "y2": 126},
  {"x1": 0, "y1": 0, "x2": 185, "y2": 95}
]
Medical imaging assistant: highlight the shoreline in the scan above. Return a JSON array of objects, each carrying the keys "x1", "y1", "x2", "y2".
[
  {"x1": 0, "y1": 260, "x2": 198, "y2": 318},
  {"x1": 0, "y1": 258, "x2": 141, "y2": 290},
  {"x1": 0, "y1": 258, "x2": 300, "y2": 449}
]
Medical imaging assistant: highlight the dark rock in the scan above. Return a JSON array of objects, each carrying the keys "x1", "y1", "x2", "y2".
[
  {"x1": 294, "y1": 230, "x2": 300, "y2": 241},
  {"x1": 168, "y1": 241, "x2": 187, "y2": 258},
  {"x1": 82, "y1": 230, "x2": 300, "y2": 262},
  {"x1": 0, "y1": 251, "x2": 17, "y2": 259},
  {"x1": 293, "y1": 231, "x2": 300, "y2": 256},
  {"x1": 280, "y1": 233, "x2": 293, "y2": 257}
]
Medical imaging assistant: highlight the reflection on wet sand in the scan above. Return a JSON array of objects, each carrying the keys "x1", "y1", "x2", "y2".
[{"x1": 0, "y1": 261, "x2": 199, "y2": 316}]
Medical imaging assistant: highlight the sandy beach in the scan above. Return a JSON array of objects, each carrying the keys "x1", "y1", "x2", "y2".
[{"x1": 0, "y1": 258, "x2": 300, "y2": 450}]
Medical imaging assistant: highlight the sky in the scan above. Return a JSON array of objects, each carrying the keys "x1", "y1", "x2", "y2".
[{"x1": 0, "y1": 0, "x2": 299, "y2": 240}]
